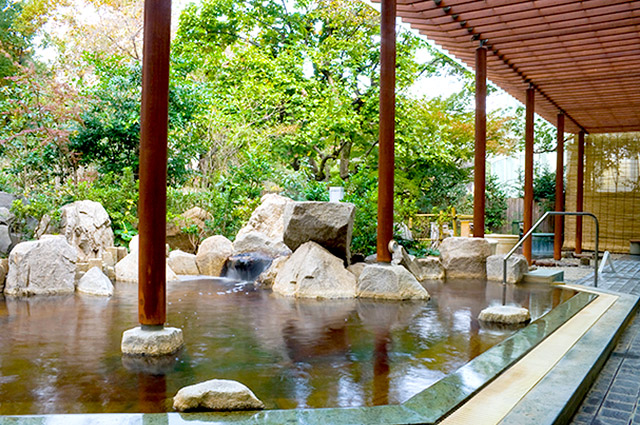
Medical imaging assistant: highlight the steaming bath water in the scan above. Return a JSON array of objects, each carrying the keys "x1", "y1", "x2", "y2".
[{"x1": 0, "y1": 278, "x2": 575, "y2": 414}]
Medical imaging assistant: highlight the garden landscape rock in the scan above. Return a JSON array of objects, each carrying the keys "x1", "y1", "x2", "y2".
[
  {"x1": 486, "y1": 254, "x2": 529, "y2": 284},
  {"x1": 77, "y1": 266, "x2": 114, "y2": 296},
  {"x1": 173, "y1": 379, "x2": 264, "y2": 412},
  {"x1": 357, "y1": 263, "x2": 430, "y2": 300},
  {"x1": 415, "y1": 257, "x2": 445, "y2": 280},
  {"x1": 196, "y1": 235, "x2": 233, "y2": 276},
  {"x1": 115, "y1": 240, "x2": 178, "y2": 283},
  {"x1": 283, "y1": 201, "x2": 355, "y2": 263},
  {"x1": 168, "y1": 250, "x2": 199, "y2": 275},
  {"x1": 5, "y1": 235, "x2": 77, "y2": 296},
  {"x1": 234, "y1": 194, "x2": 292, "y2": 257},
  {"x1": 59, "y1": 200, "x2": 115, "y2": 261},
  {"x1": 273, "y1": 241, "x2": 356, "y2": 298},
  {"x1": 0, "y1": 207, "x2": 15, "y2": 255},
  {"x1": 255, "y1": 255, "x2": 289, "y2": 287},
  {"x1": 439, "y1": 237, "x2": 491, "y2": 279},
  {"x1": 166, "y1": 207, "x2": 212, "y2": 253}
]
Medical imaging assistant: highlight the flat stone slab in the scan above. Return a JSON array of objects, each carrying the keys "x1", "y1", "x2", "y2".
[
  {"x1": 173, "y1": 379, "x2": 265, "y2": 412},
  {"x1": 121, "y1": 326, "x2": 184, "y2": 356},
  {"x1": 479, "y1": 305, "x2": 531, "y2": 324},
  {"x1": 524, "y1": 269, "x2": 564, "y2": 283}
]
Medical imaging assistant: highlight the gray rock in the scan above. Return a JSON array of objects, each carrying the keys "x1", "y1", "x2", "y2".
[
  {"x1": 166, "y1": 207, "x2": 212, "y2": 253},
  {"x1": 479, "y1": 305, "x2": 530, "y2": 324},
  {"x1": 415, "y1": 257, "x2": 445, "y2": 281},
  {"x1": 59, "y1": 200, "x2": 115, "y2": 261},
  {"x1": 173, "y1": 379, "x2": 264, "y2": 412},
  {"x1": 121, "y1": 326, "x2": 184, "y2": 356},
  {"x1": 0, "y1": 258, "x2": 7, "y2": 293},
  {"x1": 283, "y1": 201, "x2": 355, "y2": 263},
  {"x1": 195, "y1": 235, "x2": 233, "y2": 276},
  {"x1": 5, "y1": 235, "x2": 77, "y2": 296},
  {"x1": 168, "y1": 250, "x2": 199, "y2": 275},
  {"x1": 357, "y1": 263, "x2": 430, "y2": 300},
  {"x1": 0, "y1": 192, "x2": 17, "y2": 210},
  {"x1": 77, "y1": 266, "x2": 114, "y2": 296},
  {"x1": 347, "y1": 262, "x2": 366, "y2": 280},
  {"x1": 486, "y1": 254, "x2": 529, "y2": 284},
  {"x1": 233, "y1": 230, "x2": 291, "y2": 258},
  {"x1": 439, "y1": 237, "x2": 491, "y2": 279},
  {"x1": 115, "y1": 251, "x2": 178, "y2": 283},
  {"x1": 273, "y1": 241, "x2": 356, "y2": 299},
  {"x1": 256, "y1": 255, "x2": 289, "y2": 287},
  {"x1": 0, "y1": 224, "x2": 12, "y2": 255},
  {"x1": 236, "y1": 194, "x2": 292, "y2": 242}
]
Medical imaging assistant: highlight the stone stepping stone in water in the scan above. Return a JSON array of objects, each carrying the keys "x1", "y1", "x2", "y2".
[
  {"x1": 173, "y1": 379, "x2": 265, "y2": 412},
  {"x1": 479, "y1": 305, "x2": 531, "y2": 325}
]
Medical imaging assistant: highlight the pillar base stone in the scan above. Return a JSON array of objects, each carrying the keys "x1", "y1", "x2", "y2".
[{"x1": 121, "y1": 326, "x2": 184, "y2": 356}]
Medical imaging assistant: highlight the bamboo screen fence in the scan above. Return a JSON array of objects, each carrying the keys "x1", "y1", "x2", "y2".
[{"x1": 564, "y1": 133, "x2": 640, "y2": 253}]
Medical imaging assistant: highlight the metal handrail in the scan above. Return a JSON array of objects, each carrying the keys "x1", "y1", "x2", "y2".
[{"x1": 503, "y1": 211, "x2": 599, "y2": 288}]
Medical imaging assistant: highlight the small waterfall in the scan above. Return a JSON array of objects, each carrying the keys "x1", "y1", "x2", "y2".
[{"x1": 222, "y1": 253, "x2": 273, "y2": 282}]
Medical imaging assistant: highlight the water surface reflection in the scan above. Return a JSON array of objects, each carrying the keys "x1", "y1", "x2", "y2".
[{"x1": 0, "y1": 279, "x2": 574, "y2": 414}]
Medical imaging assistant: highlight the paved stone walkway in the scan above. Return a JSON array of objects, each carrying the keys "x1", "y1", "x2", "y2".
[{"x1": 569, "y1": 258, "x2": 640, "y2": 425}]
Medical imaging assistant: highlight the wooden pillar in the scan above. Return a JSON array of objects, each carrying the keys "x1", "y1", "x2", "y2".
[
  {"x1": 473, "y1": 46, "x2": 487, "y2": 238},
  {"x1": 523, "y1": 86, "x2": 535, "y2": 264},
  {"x1": 138, "y1": 0, "x2": 171, "y2": 327},
  {"x1": 575, "y1": 131, "x2": 585, "y2": 254},
  {"x1": 553, "y1": 113, "x2": 564, "y2": 260},
  {"x1": 376, "y1": 0, "x2": 396, "y2": 263}
]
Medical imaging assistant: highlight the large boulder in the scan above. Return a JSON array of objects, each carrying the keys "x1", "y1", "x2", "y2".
[
  {"x1": 173, "y1": 379, "x2": 264, "y2": 412},
  {"x1": 5, "y1": 235, "x2": 77, "y2": 296},
  {"x1": 166, "y1": 207, "x2": 212, "y2": 253},
  {"x1": 439, "y1": 237, "x2": 491, "y2": 279},
  {"x1": 196, "y1": 235, "x2": 233, "y2": 276},
  {"x1": 486, "y1": 254, "x2": 529, "y2": 284},
  {"x1": 234, "y1": 194, "x2": 293, "y2": 257},
  {"x1": 168, "y1": 250, "x2": 199, "y2": 275},
  {"x1": 415, "y1": 257, "x2": 445, "y2": 281},
  {"x1": 282, "y1": 201, "x2": 355, "y2": 263},
  {"x1": 357, "y1": 264, "x2": 430, "y2": 300},
  {"x1": 233, "y1": 230, "x2": 291, "y2": 258},
  {"x1": 273, "y1": 241, "x2": 356, "y2": 299},
  {"x1": 59, "y1": 200, "x2": 114, "y2": 262},
  {"x1": 77, "y1": 266, "x2": 114, "y2": 296}
]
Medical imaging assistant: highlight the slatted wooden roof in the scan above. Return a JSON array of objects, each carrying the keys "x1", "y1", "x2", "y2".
[{"x1": 389, "y1": 0, "x2": 640, "y2": 134}]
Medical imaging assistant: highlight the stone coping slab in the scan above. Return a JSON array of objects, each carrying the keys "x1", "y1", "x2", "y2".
[{"x1": 1, "y1": 286, "x2": 637, "y2": 425}]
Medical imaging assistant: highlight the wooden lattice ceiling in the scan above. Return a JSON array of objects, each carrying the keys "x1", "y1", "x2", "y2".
[{"x1": 386, "y1": 0, "x2": 640, "y2": 134}]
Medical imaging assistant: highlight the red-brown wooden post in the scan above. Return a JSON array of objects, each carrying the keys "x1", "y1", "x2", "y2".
[
  {"x1": 138, "y1": 0, "x2": 171, "y2": 327},
  {"x1": 523, "y1": 86, "x2": 535, "y2": 264},
  {"x1": 575, "y1": 131, "x2": 585, "y2": 254},
  {"x1": 376, "y1": 0, "x2": 396, "y2": 263},
  {"x1": 553, "y1": 113, "x2": 565, "y2": 260},
  {"x1": 473, "y1": 46, "x2": 487, "y2": 238}
]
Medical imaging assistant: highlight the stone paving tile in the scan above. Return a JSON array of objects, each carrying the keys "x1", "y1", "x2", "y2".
[{"x1": 568, "y1": 257, "x2": 640, "y2": 425}]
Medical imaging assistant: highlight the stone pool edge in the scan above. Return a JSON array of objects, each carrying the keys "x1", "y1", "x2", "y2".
[{"x1": 1, "y1": 285, "x2": 635, "y2": 425}]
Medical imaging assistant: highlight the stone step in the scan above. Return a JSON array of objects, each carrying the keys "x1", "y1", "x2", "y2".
[{"x1": 523, "y1": 269, "x2": 564, "y2": 284}]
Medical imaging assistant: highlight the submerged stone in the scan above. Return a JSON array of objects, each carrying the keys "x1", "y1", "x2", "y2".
[
  {"x1": 357, "y1": 263, "x2": 430, "y2": 300},
  {"x1": 173, "y1": 379, "x2": 265, "y2": 412},
  {"x1": 478, "y1": 305, "x2": 531, "y2": 324},
  {"x1": 121, "y1": 326, "x2": 184, "y2": 356}
]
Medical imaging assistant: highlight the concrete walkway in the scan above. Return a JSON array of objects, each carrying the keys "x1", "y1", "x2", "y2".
[{"x1": 569, "y1": 258, "x2": 640, "y2": 425}]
